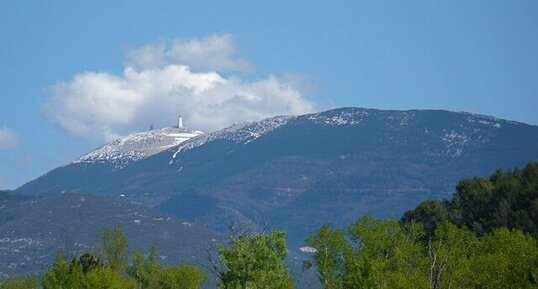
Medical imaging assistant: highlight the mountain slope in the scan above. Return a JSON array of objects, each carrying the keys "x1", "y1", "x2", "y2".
[
  {"x1": 17, "y1": 126, "x2": 203, "y2": 198},
  {"x1": 0, "y1": 192, "x2": 220, "y2": 277},
  {"x1": 17, "y1": 108, "x2": 538, "y2": 246}
]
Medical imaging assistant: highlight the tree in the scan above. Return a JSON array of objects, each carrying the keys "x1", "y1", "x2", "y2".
[
  {"x1": 401, "y1": 200, "x2": 449, "y2": 235},
  {"x1": 79, "y1": 252, "x2": 103, "y2": 274},
  {"x1": 3, "y1": 228, "x2": 207, "y2": 289},
  {"x1": 452, "y1": 177, "x2": 495, "y2": 233},
  {"x1": 470, "y1": 228, "x2": 538, "y2": 289},
  {"x1": 102, "y1": 226, "x2": 128, "y2": 272},
  {"x1": 346, "y1": 216, "x2": 428, "y2": 289},
  {"x1": 84, "y1": 268, "x2": 136, "y2": 289},
  {"x1": 307, "y1": 217, "x2": 429, "y2": 289},
  {"x1": 127, "y1": 243, "x2": 206, "y2": 289},
  {"x1": 159, "y1": 265, "x2": 206, "y2": 289},
  {"x1": 306, "y1": 224, "x2": 349, "y2": 289},
  {"x1": 217, "y1": 230, "x2": 294, "y2": 289},
  {"x1": 42, "y1": 253, "x2": 84, "y2": 289},
  {"x1": 428, "y1": 223, "x2": 476, "y2": 289},
  {"x1": 403, "y1": 162, "x2": 538, "y2": 238},
  {"x1": 127, "y1": 244, "x2": 161, "y2": 289}
]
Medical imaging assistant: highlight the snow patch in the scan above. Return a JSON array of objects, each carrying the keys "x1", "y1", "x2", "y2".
[
  {"x1": 75, "y1": 127, "x2": 204, "y2": 168},
  {"x1": 465, "y1": 114, "x2": 503, "y2": 129},
  {"x1": 307, "y1": 109, "x2": 369, "y2": 126}
]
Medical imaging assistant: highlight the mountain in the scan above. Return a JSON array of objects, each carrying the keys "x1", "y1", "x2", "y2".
[
  {"x1": 0, "y1": 191, "x2": 220, "y2": 277},
  {"x1": 17, "y1": 107, "x2": 538, "y2": 246}
]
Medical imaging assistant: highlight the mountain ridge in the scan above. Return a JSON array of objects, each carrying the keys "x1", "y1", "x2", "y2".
[{"x1": 16, "y1": 107, "x2": 538, "y2": 246}]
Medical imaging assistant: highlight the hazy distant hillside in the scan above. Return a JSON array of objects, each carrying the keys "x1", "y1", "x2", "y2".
[
  {"x1": 17, "y1": 108, "x2": 538, "y2": 246},
  {"x1": 0, "y1": 192, "x2": 220, "y2": 277},
  {"x1": 0, "y1": 190, "x2": 30, "y2": 202}
]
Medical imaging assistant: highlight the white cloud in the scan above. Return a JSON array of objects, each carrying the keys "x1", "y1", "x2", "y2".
[
  {"x1": 0, "y1": 126, "x2": 20, "y2": 149},
  {"x1": 126, "y1": 34, "x2": 252, "y2": 72},
  {"x1": 43, "y1": 35, "x2": 315, "y2": 142}
]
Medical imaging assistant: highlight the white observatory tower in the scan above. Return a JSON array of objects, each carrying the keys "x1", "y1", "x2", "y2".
[{"x1": 178, "y1": 114, "x2": 184, "y2": 129}]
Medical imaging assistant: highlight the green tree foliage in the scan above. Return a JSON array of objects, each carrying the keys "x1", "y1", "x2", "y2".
[
  {"x1": 127, "y1": 243, "x2": 205, "y2": 289},
  {"x1": 42, "y1": 254, "x2": 84, "y2": 289},
  {"x1": 84, "y1": 268, "x2": 135, "y2": 289},
  {"x1": 79, "y1": 252, "x2": 103, "y2": 274},
  {"x1": 217, "y1": 230, "x2": 294, "y2": 289},
  {"x1": 127, "y1": 244, "x2": 161, "y2": 289},
  {"x1": 403, "y1": 162, "x2": 538, "y2": 237},
  {"x1": 307, "y1": 217, "x2": 538, "y2": 289},
  {"x1": 401, "y1": 200, "x2": 449, "y2": 235},
  {"x1": 102, "y1": 226, "x2": 129, "y2": 272},
  {"x1": 159, "y1": 265, "x2": 206, "y2": 289},
  {"x1": 308, "y1": 216, "x2": 429, "y2": 289},
  {"x1": 348, "y1": 217, "x2": 428, "y2": 289},
  {"x1": 306, "y1": 224, "x2": 350, "y2": 289},
  {"x1": 470, "y1": 228, "x2": 538, "y2": 289},
  {"x1": 427, "y1": 223, "x2": 476, "y2": 289},
  {"x1": 0, "y1": 276, "x2": 39, "y2": 289}
]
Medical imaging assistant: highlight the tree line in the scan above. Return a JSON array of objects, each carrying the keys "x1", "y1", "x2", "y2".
[
  {"x1": 403, "y1": 161, "x2": 538, "y2": 238},
  {"x1": 2, "y1": 162, "x2": 537, "y2": 288},
  {"x1": 306, "y1": 216, "x2": 537, "y2": 289},
  {"x1": 0, "y1": 226, "x2": 294, "y2": 289},
  {"x1": 306, "y1": 162, "x2": 538, "y2": 289}
]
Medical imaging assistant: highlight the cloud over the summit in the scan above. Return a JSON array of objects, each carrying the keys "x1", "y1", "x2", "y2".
[
  {"x1": 44, "y1": 35, "x2": 314, "y2": 142},
  {"x1": 126, "y1": 34, "x2": 252, "y2": 72},
  {"x1": 0, "y1": 126, "x2": 20, "y2": 149}
]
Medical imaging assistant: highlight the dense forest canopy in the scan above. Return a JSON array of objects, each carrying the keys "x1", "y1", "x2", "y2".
[{"x1": 403, "y1": 162, "x2": 538, "y2": 237}]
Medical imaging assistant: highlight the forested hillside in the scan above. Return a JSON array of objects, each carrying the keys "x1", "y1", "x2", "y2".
[
  {"x1": 3, "y1": 163, "x2": 537, "y2": 288},
  {"x1": 0, "y1": 193, "x2": 220, "y2": 277}
]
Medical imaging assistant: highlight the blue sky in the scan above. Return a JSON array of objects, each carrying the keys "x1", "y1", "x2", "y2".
[{"x1": 1, "y1": 1, "x2": 537, "y2": 189}]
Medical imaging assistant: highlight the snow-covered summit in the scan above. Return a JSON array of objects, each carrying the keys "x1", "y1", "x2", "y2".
[{"x1": 76, "y1": 127, "x2": 204, "y2": 168}]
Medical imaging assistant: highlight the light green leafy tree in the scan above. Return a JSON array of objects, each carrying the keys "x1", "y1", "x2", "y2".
[
  {"x1": 306, "y1": 224, "x2": 350, "y2": 289},
  {"x1": 470, "y1": 228, "x2": 538, "y2": 289},
  {"x1": 159, "y1": 264, "x2": 206, "y2": 289},
  {"x1": 347, "y1": 217, "x2": 428, "y2": 289},
  {"x1": 42, "y1": 254, "x2": 84, "y2": 289},
  {"x1": 127, "y1": 243, "x2": 206, "y2": 289},
  {"x1": 308, "y1": 216, "x2": 429, "y2": 289},
  {"x1": 428, "y1": 222, "x2": 476, "y2": 289},
  {"x1": 128, "y1": 244, "x2": 161, "y2": 289},
  {"x1": 84, "y1": 267, "x2": 136, "y2": 289},
  {"x1": 218, "y1": 230, "x2": 294, "y2": 289},
  {"x1": 102, "y1": 226, "x2": 129, "y2": 272}
]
